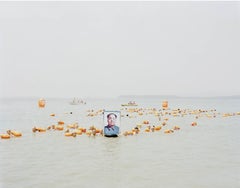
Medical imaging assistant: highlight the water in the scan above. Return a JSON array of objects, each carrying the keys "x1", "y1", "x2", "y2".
[{"x1": 0, "y1": 97, "x2": 239, "y2": 188}]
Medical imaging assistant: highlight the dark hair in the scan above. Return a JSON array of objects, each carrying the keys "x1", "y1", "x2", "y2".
[{"x1": 107, "y1": 113, "x2": 117, "y2": 119}]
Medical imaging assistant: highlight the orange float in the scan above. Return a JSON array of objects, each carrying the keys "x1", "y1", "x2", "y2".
[
  {"x1": 38, "y1": 98, "x2": 46, "y2": 108},
  {"x1": 154, "y1": 126, "x2": 162, "y2": 131},
  {"x1": 75, "y1": 130, "x2": 82, "y2": 135},
  {"x1": 64, "y1": 132, "x2": 76, "y2": 137},
  {"x1": 32, "y1": 127, "x2": 46, "y2": 132},
  {"x1": 58, "y1": 121, "x2": 65, "y2": 125},
  {"x1": 10, "y1": 130, "x2": 22, "y2": 137},
  {"x1": 127, "y1": 131, "x2": 134, "y2": 135},
  {"x1": 55, "y1": 125, "x2": 64, "y2": 131},
  {"x1": 133, "y1": 128, "x2": 140, "y2": 134},
  {"x1": 1, "y1": 134, "x2": 10, "y2": 139},
  {"x1": 173, "y1": 126, "x2": 180, "y2": 130},
  {"x1": 92, "y1": 130, "x2": 97, "y2": 136},
  {"x1": 123, "y1": 131, "x2": 128, "y2": 136},
  {"x1": 145, "y1": 128, "x2": 150, "y2": 132},
  {"x1": 95, "y1": 129, "x2": 101, "y2": 134},
  {"x1": 162, "y1": 100, "x2": 168, "y2": 109},
  {"x1": 191, "y1": 122, "x2": 197, "y2": 126},
  {"x1": 67, "y1": 124, "x2": 75, "y2": 129},
  {"x1": 143, "y1": 120, "x2": 149, "y2": 124},
  {"x1": 86, "y1": 131, "x2": 92, "y2": 136},
  {"x1": 162, "y1": 122, "x2": 166, "y2": 126},
  {"x1": 164, "y1": 129, "x2": 174, "y2": 134},
  {"x1": 65, "y1": 132, "x2": 72, "y2": 136},
  {"x1": 81, "y1": 128, "x2": 87, "y2": 133}
]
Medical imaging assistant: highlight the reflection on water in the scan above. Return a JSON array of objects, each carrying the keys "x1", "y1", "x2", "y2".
[
  {"x1": 102, "y1": 137, "x2": 121, "y2": 153},
  {"x1": 0, "y1": 98, "x2": 240, "y2": 188}
]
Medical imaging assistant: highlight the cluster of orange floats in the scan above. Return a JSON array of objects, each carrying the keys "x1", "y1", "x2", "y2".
[
  {"x1": 32, "y1": 122, "x2": 103, "y2": 137},
  {"x1": 0, "y1": 121, "x2": 181, "y2": 139},
  {"x1": 1, "y1": 99, "x2": 240, "y2": 139},
  {"x1": 122, "y1": 118, "x2": 181, "y2": 136},
  {"x1": 0, "y1": 130, "x2": 22, "y2": 139},
  {"x1": 122, "y1": 124, "x2": 181, "y2": 136}
]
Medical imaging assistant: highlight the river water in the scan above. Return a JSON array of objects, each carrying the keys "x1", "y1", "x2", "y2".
[{"x1": 0, "y1": 97, "x2": 239, "y2": 188}]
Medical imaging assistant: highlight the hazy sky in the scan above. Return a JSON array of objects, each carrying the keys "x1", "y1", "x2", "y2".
[{"x1": 0, "y1": 1, "x2": 239, "y2": 98}]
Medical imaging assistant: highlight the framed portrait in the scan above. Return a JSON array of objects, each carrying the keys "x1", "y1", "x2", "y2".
[{"x1": 103, "y1": 110, "x2": 121, "y2": 137}]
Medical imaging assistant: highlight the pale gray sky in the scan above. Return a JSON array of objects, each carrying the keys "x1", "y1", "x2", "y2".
[{"x1": 0, "y1": 1, "x2": 239, "y2": 98}]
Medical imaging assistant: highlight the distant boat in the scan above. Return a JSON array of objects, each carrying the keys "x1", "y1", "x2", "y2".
[
  {"x1": 121, "y1": 101, "x2": 138, "y2": 107},
  {"x1": 69, "y1": 98, "x2": 86, "y2": 105}
]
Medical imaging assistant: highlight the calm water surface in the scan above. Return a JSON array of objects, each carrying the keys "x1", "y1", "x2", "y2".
[{"x1": 0, "y1": 97, "x2": 239, "y2": 188}]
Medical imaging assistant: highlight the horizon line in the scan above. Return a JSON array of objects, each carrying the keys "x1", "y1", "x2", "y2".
[{"x1": 0, "y1": 94, "x2": 240, "y2": 99}]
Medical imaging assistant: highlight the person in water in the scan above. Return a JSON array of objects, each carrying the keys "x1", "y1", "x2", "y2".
[{"x1": 104, "y1": 113, "x2": 119, "y2": 137}]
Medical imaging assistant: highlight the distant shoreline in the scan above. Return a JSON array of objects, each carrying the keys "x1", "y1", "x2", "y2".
[
  {"x1": 118, "y1": 95, "x2": 240, "y2": 99},
  {"x1": 0, "y1": 95, "x2": 240, "y2": 100}
]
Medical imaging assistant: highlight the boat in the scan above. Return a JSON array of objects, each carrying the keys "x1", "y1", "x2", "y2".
[
  {"x1": 69, "y1": 98, "x2": 86, "y2": 105},
  {"x1": 121, "y1": 101, "x2": 138, "y2": 107}
]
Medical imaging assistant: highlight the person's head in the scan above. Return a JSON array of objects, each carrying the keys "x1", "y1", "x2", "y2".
[{"x1": 107, "y1": 113, "x2": 117, "y2": 126}]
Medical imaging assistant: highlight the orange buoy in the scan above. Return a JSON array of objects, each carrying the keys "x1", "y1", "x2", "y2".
[
  {"x1": 133, "y1": 128, "x2": 140, "y2": 134},
  {"x1": 10, "y1": 130, "x2": 22, "y2": 137},
  {"x1": 86, "y1": 131, "x2": 92, "y2": 136},
  {"x1": 32, "y1": 127, "x2": 46, "y2": 132},
  {"x1": 145, "y1": 128, "x2": 150, "y2": 132},
  {"x1": 58, "y1": 121, "x2": 65, "y2": 125},
  {"x1": 75, "y1": 130, "x2": 82, "y2": 135},
  {"x1": 38, "y1": 98, "x2": 46, "y2": 108},
  {"x1": 1, "y1": 134, "x2": 11, "y2": 139},
  {"x1": 95, "y1": 129, "x2": 101, "y2": 134},
  {"x1": 123, "y1": 131, "x2": 128, "y2": 136},
  {"x1": 191, "y1": 122, "x2": 197, "y2": 126},
  {"x1": 55, "y1": 125, "x2": 64, "y2": 131},
  {"x1": 127, "y1": 131, "x2": 134, "y2": 135},
  {"x1": 81, "y1": 128, "x2": 87, "y2": 133},
  {"x1": 173, "y1": 126, "x2": 180, "y2": 130},
  {"x1": 143, "y1": 120, "x2": 149, "y2": 124},
  {"x1": 64, "y1": 132, "x2": 76, "y2": 137},
  {"x1": 38, "y1": 127, "x2": 46, "y2": 132},
  {"x1": 162, "y1": 101, "x2": 168, "y2": 109},
  {"x1": 65, "y1": 132, "x2": 72, "y2": 136},
  {"x1": 67, "y1": 124, "x2": 75, "y2": 129},
  {"x1": 154, "y1": 126, "x2": 162, "y2": 131},
  {"x1": 164, "y1": 129, "x2": 174, "y2": 134}
]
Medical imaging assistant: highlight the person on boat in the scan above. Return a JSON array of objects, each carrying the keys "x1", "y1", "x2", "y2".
[{"x1": 104, "y1": 113, "x2": 119, "y2": 137}]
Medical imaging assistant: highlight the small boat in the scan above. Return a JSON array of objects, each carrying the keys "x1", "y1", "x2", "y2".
[
  {"x1": 69, "y1": 98, "x2": 86, "y2": 105},
  {"x1": 121, "y1": 101, "x2": 138, "y2": 107}
]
